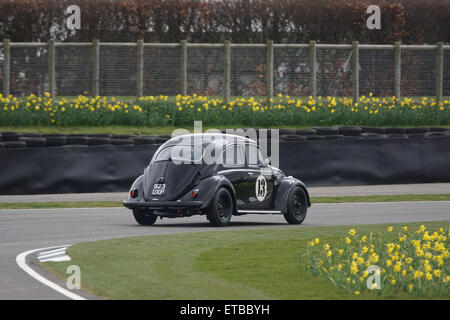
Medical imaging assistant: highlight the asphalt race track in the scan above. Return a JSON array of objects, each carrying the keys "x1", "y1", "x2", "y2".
[{"x1": 1, "y1": 201, "x2": 449, "y2": 300}]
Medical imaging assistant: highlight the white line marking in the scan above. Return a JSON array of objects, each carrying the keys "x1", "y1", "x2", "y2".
[
  {"x1": 16, "y1": 245, "x2": 86, "y2": 300},
  {"x1": 38, "y1": 250, "x2": 66, "y2": 259},
  {"x1": 36, "y1": 247, "x2": 67, "y2": 256},
  {"x1": 39, "y1": 256, "x2": 71, "y2": 263}
]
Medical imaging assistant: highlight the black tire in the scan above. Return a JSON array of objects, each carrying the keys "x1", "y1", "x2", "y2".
[
  {"x1": 295, "y1": 129, "x2": 317, "y2": 135},
  {"x1": 280, "y1": 134, "x2": 307, "y2": 142},
  {"x1": 361, "y1": 126, "x2": 386, "y2": 134},
  {"x1": 111, "y1": 138, "x2": 135, "y2": 146},
  {"x1": 333, "y1": 126, "x2": 362, "y2": 136},
  {"x1": 1, "y1": 132, "x2": 23, "y2": 141},
  {"x1": 305, "y1": 135, "x2": 324, "y2": 140},
  {"x1": 46, "y1": 136, "x2": 67, "y2": 146},
  {"x1": 66, "y1": 136, "x2": 89, "y2": 145},
  {"x1": 360, "y1": 132, "x2": 387, "y2": 139},
  {"x1": 424, "y1": 132, "x2": 448, "y2": 139},
  {"x1": 312, "y1": 126, "x2": 339, "y2": 135},
  {"x1": 88, "y1": 137, "x2": 111, "y2": 146},
  {"x1": 284, "y1": 186, "x2": 308, "y2": 225},
  {"x1": 18, "y1": 137, "x2": 47, "y2": 148},
  {"x1": 133, "y1": 136, "x2": 156, "y2": 145},
  {"x1": 4, "y1": 141, "x2": 27, "y2": 149},
  {"x1": 133, "y1": 208, "x2": 158, "y2": 226},
  {"x1": 207, "y1": 187, "x2": 234, "y2": 227},
  {"x1": 112, "y1": 134, "x2": 138, "y2": 140}
]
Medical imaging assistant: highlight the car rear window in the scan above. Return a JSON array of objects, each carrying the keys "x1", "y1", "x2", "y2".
[{"x1": 154, "y1": 145, "x2": 204, "y2": 163}]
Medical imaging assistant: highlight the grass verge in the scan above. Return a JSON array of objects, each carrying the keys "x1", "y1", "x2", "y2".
[
  {"x1": 41, "y1": 221, "x2": 450, "y2": 299},
  {"x1": 1, "y1": 194, "x2": 449, "y2": 210}
]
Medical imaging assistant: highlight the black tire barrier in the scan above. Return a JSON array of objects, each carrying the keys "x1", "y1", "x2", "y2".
[
  {"x1": 1, "y1": 137, "x2": 450, "y2": 195},
  {"x1": 424, "y1": 132, "x2": 448, "y2": 139},
  {"x1": 66, "y1": 136, "x2": 89, "y2": 145},
  {"x1": 133, "y1": 136, "x2": 157, "y2": 145},
  {"x1": 88, "y1": 137, "x2": 111, "y2": 146},
  {"x1": 333, "y1": 126, "x2": 362, "y2": 136},
  {"x1": 1, "y1": 132, "x2": 23, "y2": 141},
  {"x1": 323, "y1": 134, "x2": 345, "y2": 140},
  {"x1": 112, "y1": 134, "x2": 138, "y2": 139},
  {"x1": 157, "y1": 134, "x2": 172, "y2": 141},
  {"x1": 88, "y1": 134, "x2": 113, "y2": 138},
  {"x1": 312, "y1": 126, "x2": 339, "y2": 135},
  {"x1": 429, "y1": 127, "x2": 447, "y2": 132},
  {"x1": 407, "y1": 133, "x2": 426, "y2": 139},
  {"x1": 305, "y1": 135, "x2": 325, "y2": 140},
  {"x1": 279, "y1": 135, "x2": 307, "y2": 142},
  {"x1": 61, "y1": 144, "x2": 89, "y2": 148},
  {"x1": 361, "y1": 126, "x2": 386, "y2": 134},
  {"x1": 21, "y1": 133, "x2": 43, "y2": 138},
  {"x1": 386, "y1": 133, "x2": 409, "y2": 139},
  {"x1": 279, "y1": 129, "x2": 297, "y2": 135},
  {"x1": 111, "y1": 139, "x2": 135, "y2": 146},
  {"x1": 360, "y1": 132, "x2": 387, "y2": 139},
  {"x1": 18, "y1": 137, "x2": 47, "y2": 148},
  {"x1": 4, "y1": 141, "x2": 27, "y2": 149},
  {"x1": 385, "y1": 127, "x2": 407, "y2": 134},
  {"x1": 343, "y1": 136, "x2": 364, "y2": 140},
  {"x1": 0, "y1": 128, "x2": 447, "y2": 149},
  {"x1": 0, "y1": 143, "x2": 4, "y2": 149},
  {"x1": 46, "y1": 136, "x2": 67, "y2": 147},
  {"x1": 405, "y1": 127, "x2": 431, "y2": 134},
  {"x1": 44, "y1": 134, "x2": 66, "y2": 137},
  {"x1": 295, "y1": 129, "x2": 317, "y2": 135}
]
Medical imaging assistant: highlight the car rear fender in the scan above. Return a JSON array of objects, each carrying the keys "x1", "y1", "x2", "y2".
[
  {"x1": 273, "y1": 176, "x2": 311, "y2": 213},
  {"x1": 126, "y1": 175, "x2": 145, "y2": 203},
  {"x1": 179, "y1": 175, "x2": 236, "y2": 211}
]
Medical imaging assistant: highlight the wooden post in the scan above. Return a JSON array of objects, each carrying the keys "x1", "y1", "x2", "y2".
[
  {"x1": 224, "y1": 40, "x2": 231, "y2": 103},
  {"x1": 180, "y1": 40, "x2": 188, "y2": 96},
  {"x1": 3, "y1": 39, "x2": 10, "y2": 97},
  {"x1": 394, "y1": 42, "x2": 401, "y2": 102},
  {"x1": 436, "y1": 42, "x2": 444, "y2": 103},
  {"x1": 92, "y1": 39, "x2": 100, "y2": 96},
  {"x1": 48, "y1": 39, "x2": 56, "y2": 98},
  {"x1": 266, "y1": 40, "x2": 274, "y2": 100},
  {"x1": 137, "y1": 39, "x2": 144, "y2": 98},
  {"x1": 352, "y1": 41, "x2": 359, "y2": 103},
  {"x1": 309, "y1": 40, "x2": 316, "y2": 99}
]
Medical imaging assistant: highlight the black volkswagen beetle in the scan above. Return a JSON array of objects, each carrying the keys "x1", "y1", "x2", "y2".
[{"x1": 123, "y1": 133, "x2": 310, "y2": 226}]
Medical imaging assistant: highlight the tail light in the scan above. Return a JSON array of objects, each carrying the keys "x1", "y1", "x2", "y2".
[
  {"x1": 191, "y1": 189, "x2": 199, "y2": 199},
  {"x1": 130, "y1": 189, "x2": 138, "y2": 198}
]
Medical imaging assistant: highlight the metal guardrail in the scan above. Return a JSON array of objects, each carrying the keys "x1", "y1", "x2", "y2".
[{"x1": 1, "y1": 40, "x2": 449, "y2": 102}]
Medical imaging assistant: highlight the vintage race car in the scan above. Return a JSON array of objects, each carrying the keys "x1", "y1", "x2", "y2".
[{"x1": 123, "y1": 133, "x2": 311, "y2": 226}]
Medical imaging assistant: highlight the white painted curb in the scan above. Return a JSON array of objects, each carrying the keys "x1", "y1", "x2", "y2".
[{"x1": 16, "y1": 245, "x2": 86, "y2": 300}]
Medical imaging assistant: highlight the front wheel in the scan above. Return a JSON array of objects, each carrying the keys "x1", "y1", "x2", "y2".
[
  {"x1": 284, "y1": 186, "x2": 308, "y2": 225},
  {"x1": 206, "y1": 187, "x2": 234, "y2": 227},
  {"x1": 133, "y1": 208, "x2": 157, "y2": 226}
]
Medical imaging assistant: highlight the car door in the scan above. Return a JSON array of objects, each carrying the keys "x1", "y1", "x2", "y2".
[
  {"x1": 218, "y1": 144, "x2": 249, "y2": 208},
  {"x1": 242, "y1": 143, "x2": 275, "y2": 210}
]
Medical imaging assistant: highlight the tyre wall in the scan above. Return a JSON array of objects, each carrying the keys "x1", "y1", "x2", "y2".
[{"x1": 0, "y1": 137, "x2": 449, "y2": 195}]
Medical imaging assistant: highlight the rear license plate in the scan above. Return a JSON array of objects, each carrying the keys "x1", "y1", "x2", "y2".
[{"x1": 152, "y1": 183, "x2": 166, "y2": 195}]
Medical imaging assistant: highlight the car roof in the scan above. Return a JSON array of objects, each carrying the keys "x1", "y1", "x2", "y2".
[{"x1": 160, "y1": 133, "x2": 257, "y2": 149}]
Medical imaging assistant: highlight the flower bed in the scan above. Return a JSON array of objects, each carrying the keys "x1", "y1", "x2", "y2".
[
  {"x1": 1, "y1": 93, "x2": 449, "y2": 127},
  {"x1": 305, "y1": 224, "x2": 450, "y2": 297}
]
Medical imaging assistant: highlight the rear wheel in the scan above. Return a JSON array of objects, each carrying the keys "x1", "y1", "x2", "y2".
[
  {"x1": 207, "y1": 187, "x2": 234, "y2": 227},
  {"x1": 284, "y1": 186, "x2": 308, "y2": 225},
  {"x1": 133, "y1": 208, "x2": 157, "y2": 226}
]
